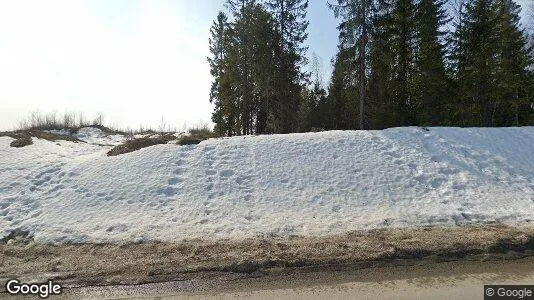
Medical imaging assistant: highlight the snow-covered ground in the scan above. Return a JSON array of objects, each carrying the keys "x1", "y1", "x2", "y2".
[{"x1": 1, "y1": 127, "x2": 533, "y2": 244}]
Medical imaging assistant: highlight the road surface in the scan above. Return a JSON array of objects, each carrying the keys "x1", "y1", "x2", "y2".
[{"x1": 48, "y1": 256, "x2": 534, "y2": 300}]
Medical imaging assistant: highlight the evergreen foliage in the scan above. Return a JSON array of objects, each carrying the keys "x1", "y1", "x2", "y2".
[{"x1": 208, "y1": 0, "x2": 534, "y2": 135}]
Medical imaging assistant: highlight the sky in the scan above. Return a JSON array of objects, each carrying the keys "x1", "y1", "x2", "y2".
[{"x1": 0, "y1": 0, "x2": 530, "y2": 131}]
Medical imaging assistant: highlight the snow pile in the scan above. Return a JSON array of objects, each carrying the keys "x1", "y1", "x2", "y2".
[
  {"x1": 1, "y1": 127, "x2": 533, "y2": 243},
  {"x1": 74, "y1": 127, "x2": 127, "y2": 145}
]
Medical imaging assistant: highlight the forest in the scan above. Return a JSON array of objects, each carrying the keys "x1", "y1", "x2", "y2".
[{"x1": 208, "y1": 0, "x2": 534, "y2": 136}]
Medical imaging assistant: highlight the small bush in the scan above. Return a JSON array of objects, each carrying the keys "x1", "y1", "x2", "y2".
[
  {"x1": 177, "y1": 124, "x2": 217, "y2": 145},
  {"x1": 188, "y1": 123, "x2": 216, "y2": 139},
  {"x1": 177, "y1": 135, "x2": 203, "y2": 145},
  {"x1": 10, "y1": 135, "x2": 33, "y2": 148}
]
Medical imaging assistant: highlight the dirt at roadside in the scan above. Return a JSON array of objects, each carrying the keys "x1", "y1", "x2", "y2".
[{"x1": 1, "y1": 224, "x2": 534, "y2": 289}]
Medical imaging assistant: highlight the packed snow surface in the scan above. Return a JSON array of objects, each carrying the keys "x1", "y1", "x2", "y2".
[{"x1": 1, "y1": 127, "x2": 533, "y2": 243}]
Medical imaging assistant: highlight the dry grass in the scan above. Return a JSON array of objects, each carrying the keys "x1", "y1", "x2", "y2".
[
  {"x1": 107, "y1": 125, "x2": 217, "y2": 154},
  {"x1": 1, "y1": 112, "x2": 123, "y2": 147},
  {"x1": 1, "y1": 224, "x2": 534, "y2": 287},
  {"x1": 177, "y1": 125, "x2": 217, "y2": 145},
  {"x1": 177, "y1": 135, "x2": 204, "y2": 145},
  {"x1": 6, "y1": 112, "x2": 217, "y2": 150},
  {"x1": 107, "y1": 133, "x2": 178, "y2": 156},
  {"x1": 11, "y1": 112, "x2": 135, "y2": 137},
  {"x1": 16, "y1": 111, "x2": 105, "y2": 132},
  {"x1": 0, "y1": 130, "x2": 83, "y2": 147}
]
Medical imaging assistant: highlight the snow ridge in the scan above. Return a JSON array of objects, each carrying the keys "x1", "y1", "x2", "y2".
[{"x1": 1, "y1": 127, "x2": 533, "y2": 244}]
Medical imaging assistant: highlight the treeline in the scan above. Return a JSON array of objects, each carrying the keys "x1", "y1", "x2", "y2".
[
  {"x1": 208, "y1": 0, "x2": 534, "y2": 135},
  {"x1": 208, "y1": 0, "x2": 309, "y2": 136}
]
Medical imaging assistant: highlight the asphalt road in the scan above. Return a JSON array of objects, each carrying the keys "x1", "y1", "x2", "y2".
[{"x1": 27, "y1": 256, "x2": 532, "y2": 300}]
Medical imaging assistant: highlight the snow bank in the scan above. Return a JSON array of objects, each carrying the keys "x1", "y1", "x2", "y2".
[{"x1": 1, "y1": 127, "x2": 533, "y2": 243}]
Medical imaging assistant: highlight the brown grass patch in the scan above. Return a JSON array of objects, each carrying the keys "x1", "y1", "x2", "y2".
[
  {"x1": 1, "y1": 130, "x2": 82, "y2": 147},
  {"x1": 1, "y1": 224, "x2": 534, "y2": 287},
  {"x1": 107, "y1": 134, "x2": 177, "y2": 156},
  {"x1": 177, "y1": 135, "x2": 204, "y2": 145},
  {"x1": 177, "y1": 127, "x2": 217, "y2": 145}
]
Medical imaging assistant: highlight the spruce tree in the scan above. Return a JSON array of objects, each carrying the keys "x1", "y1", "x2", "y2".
[
  {"x1": 390, "y1": 0, "x2": 417, "y2": 126},
  {"x1": 248, "y1": 5, "x2": 279, "y2": 134},
  {"x1": 208, "y1": 12, "x2": 231, "y2": 136},
  {"x1": 367, "y1": 0, "x2": 396, "y2": 129},
  {"x1": 209, "y1": 1, "x2": 279, "y2": 136},
  {"x1": 264, "y1": 0, "x2": 310, "y2": 133},
  {"x1": 226, "y1": 0, "x2": 258, "y2": 135},
  {"x1": 454, "y1": 0, "x2": 532, "y2": 126},
  {"x1": 329, "y1": 0, "x2": 378, "y2": 129},
  {"x1": 298, "y1": 54, "x2": 327, "y2": 132},
  {"x1": 412, "y1": 0, "x2": 450, "y2": 125},
  {"x1": 327, "y1": 47, "x2": 359, "y2": 130},
  {"x1": 455, "y1": 0, "x2": 501, "y2": 126},
  {"x1": 493, "y1": 0, "x2": 531, "y2": 125}
]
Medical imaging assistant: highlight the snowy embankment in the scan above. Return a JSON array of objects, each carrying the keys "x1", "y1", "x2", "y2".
[{"x1": 0, "y1": 127, "x2": 533, "y2": 244}]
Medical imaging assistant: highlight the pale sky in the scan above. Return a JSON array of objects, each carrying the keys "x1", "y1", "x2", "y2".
[{"x1": 0, "y1": 1, "x2": 530, "y2": 131}]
